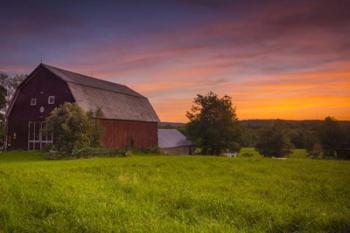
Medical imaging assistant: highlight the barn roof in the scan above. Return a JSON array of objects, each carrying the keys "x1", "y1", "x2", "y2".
[
  {"x1": 158, "y1": 129, "x2": 193, "y2": 148},
  {"x1": 42, "y1": 64, "x2": 143, "y2": 98},
  {"x1": 42, "y1": 64, "x2": 160, "y2": 122}
]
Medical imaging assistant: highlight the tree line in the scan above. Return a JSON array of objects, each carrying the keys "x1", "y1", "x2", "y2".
[{"x1": 185, "y1": 92, "x2": 350, "y2": 159}]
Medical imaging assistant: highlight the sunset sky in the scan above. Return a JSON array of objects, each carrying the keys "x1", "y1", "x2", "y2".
[{"x1": 1, "y1": 0, "x2": 349, "y2": 122}]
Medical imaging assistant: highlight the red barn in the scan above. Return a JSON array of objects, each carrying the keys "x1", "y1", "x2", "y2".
[{"x1": 5, "y1": 63, "x2": 160, "y2": 150}]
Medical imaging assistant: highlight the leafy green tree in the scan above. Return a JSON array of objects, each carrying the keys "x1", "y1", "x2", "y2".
[
  {"x1": 0, "y1": 85, "x2": 6, "y2": 110},
  {"x1": 0, "y1": 72, "x2": 26, "y2": 111},
  {"x1": 0, "y1": 72, "x2": 26, "y2": 146},
  {"x1": 337, "y1": 126, "x2": 350, "y2": 159},
  {"x1": 186, "y1": 92, "x2": 240, "y2": 155},
  {"x1": 240, "y1": 126, "x2": 258, "y2": 147},
  {"x1": 319, "y1": 116, "x2": 344, "y2": 157},
  {"x1": 87, "y1": 107, "x2": 104, "y2": 147},
  {"x1": 45, "y1": 103, "x2": 104, "y2": 154},
  {"x1": 0, "y1": 79, "x2": 7, "y2": 145},
  {"x1": 256, "y1": 121, "x2": 293, "y2": 157}
]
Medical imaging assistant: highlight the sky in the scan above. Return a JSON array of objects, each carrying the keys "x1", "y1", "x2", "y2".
[{"x1": 1, "y1": 0, "x2": 349, "y2": 122}]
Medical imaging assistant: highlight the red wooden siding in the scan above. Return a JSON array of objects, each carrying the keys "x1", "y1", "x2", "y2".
[{"x1": 99, "y1": 119, "x2": 158, "y2": 149}]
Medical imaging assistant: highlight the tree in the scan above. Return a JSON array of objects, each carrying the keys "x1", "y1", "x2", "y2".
[
  {"x1": 0, "y1": 74, "x2": 7, "y2": 146},
  {"x1": 86, "y1": 107, "x2": 104, "y2": 147},
  {"x1": 186, "y1": 92, "x2": 240, "y2": 155},
  {"x1": 0, "y1": 72, "x2": 26, "y2": 112},
  {"x1": 336, "y1": 125, "x2": 350, "y2": 159},
  {"x1": 319, "y1": 116, "x2": 344, "y2": 157},
  {"x1": 256, "y1": 121, "x2": 293, "y2": 157},
  {"x1": 0, "y1": 86, "x2": 5, "y2": 145},
  {"x1": 240, "y1": 125, "x2": 258, "y2": 147},
  {"x1": 0, "y1": 85, "x2": 6, "y2": 110},
  {"x1": 0, "y1": 72, "x2": 26, "y2": 146},
  {"x1": 45, "y1": 103, "x2": 104, "y2": 154}
]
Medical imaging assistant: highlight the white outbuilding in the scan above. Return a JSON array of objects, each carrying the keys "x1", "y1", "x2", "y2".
[{"x1": 158, "y1": 129, "x2": 193, "y2": 155}]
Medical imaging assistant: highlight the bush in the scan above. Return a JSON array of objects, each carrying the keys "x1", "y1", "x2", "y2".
[
  {"x1": 256, "y1": 121, "x2": 293, "y2": 157},
  {"x1": 71, "y1": 147, "x2": 124, "y2": 158},
  {"x1": 45, "y1": 103, "x2": 104, "y2": 155},
  {"x1": 46, "y1": 147, "x2": 124, "y2": 159},
  {"x1": 128, "y1": 147, "x2": 160, "y2": 155},
  {"x1": 240, "y1": 152, "x2": 254, "y2": 157},
  {"x1": 309, "y1": 143, "x2": 323, "y2": 158},
  {"x1": 319, "y1": 116, "x2": 346, "y2": 157}
]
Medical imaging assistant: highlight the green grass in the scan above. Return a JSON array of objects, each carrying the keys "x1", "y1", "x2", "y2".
[
  {"x1": 0, "y1": 151, "x2": 45, "y2": 162},
  {"x1": 238, "y1": 147, "x2": 308, "y2": 159},
  {"x1": 238, "y1": 147, "x2": 262, "y2": 157},
  {"x1": 0, "y1": 151, "x2": 349, "y2": 233}
]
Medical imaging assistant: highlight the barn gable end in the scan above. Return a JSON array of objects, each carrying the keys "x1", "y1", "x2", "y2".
[{"x1": 6, "y1": 65, "x2": 75, "y2": 149}]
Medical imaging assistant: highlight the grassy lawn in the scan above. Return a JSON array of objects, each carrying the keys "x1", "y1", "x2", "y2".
[{"x1": 0, "y1": 151, "x2": 349, "y2": 233}]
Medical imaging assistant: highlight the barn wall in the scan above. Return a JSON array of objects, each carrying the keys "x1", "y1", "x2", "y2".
[
  {"x1": 7, "y1": 66, "x2": 75, "y2": 150},
  {"x1": 99, "y1": 119, "x2": 158, "y2": 149}
]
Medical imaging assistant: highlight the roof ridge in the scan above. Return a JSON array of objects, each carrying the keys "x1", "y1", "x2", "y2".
[
  {"x1": 67, "y1": 82, "x2": 147, "y2": 99},
  {"x1": 42, "y1": 63, "x2": 127, "y2": 87},
  {"x1": 41, "y1": 63, "x2": 144, "y2": 98}
]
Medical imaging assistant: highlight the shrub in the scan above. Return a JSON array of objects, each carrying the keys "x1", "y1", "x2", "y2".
[
  {"x1": 71, "y1": 147, "x2": 124, "y2": 158},
  {"x1": 256, "y1": 121, "x2": 293, "y2": 157},
  {"x1": 45, "y1": 103, "x2": 104, "y2": 155},
  {"x1": 129, "y1": 147, "x2": 160, "y2": 155},
  {"x1": 241, "y1": 152, "x2": 254, "y2": 157},
  {"x1": 309, "y1": 143, "x2": 323, "y2": 158},
  {"x1": 319, "y1": 116, "x2": 345, "y2": 157},
  {"x1": 45, "y1": 147, "x2": 124, "y2": 159}
]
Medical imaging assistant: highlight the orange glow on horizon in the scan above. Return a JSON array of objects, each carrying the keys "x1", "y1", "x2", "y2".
[{"x1": 148, "y1": 67, "x2": 350, "y2": 122}]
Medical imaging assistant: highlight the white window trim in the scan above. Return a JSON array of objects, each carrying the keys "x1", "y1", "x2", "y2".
[
  {"x1": 30, "y1": 98, "x2": 37, "y2": 106},
  {"x1": 48, "y1": 96, "x2": 55, "y2": 104},
  {"x1": 27, "y1": 121, "x2": 54, "y2": 150}
]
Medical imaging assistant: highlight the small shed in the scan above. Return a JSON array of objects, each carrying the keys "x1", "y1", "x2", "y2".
[{"x1": 158, "y1": 129, "x2": 193, "y2": 155}]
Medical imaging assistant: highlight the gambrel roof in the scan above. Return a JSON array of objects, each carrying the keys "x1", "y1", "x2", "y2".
[
  {"x1": 42, "y1": 64, "x2": 159, "y2": 122},
  {"x1": 42, "y1": 64, "x2": 143, "y2": 98},
  {"x1": 8, "y1": 64, "x2": 160, "y2": 122}
]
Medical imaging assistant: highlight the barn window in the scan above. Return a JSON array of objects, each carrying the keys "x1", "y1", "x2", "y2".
[
  {"x1": 48, "y1": 96, "x2": 55, "y2": 104},
  {"x1": 30, "y1": 98, "x2": 36, "y2": 106}
]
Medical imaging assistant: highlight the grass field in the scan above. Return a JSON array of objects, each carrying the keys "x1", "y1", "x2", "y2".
[{"x1": 0, "y1": 150, "x2": 349, "y2": 233}]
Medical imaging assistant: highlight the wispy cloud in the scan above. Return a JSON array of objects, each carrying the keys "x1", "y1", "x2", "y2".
[{"x1": 1, "y1": 0, "x2": 349, "y2": 121}]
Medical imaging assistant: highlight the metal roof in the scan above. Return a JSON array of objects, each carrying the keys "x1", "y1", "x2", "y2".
[
  {"x1": 42, "y1": 64, "x2": 159, "y2": 122},
  {"x1": 158, "y1": 129, "x2": 192, "y2": 148}
]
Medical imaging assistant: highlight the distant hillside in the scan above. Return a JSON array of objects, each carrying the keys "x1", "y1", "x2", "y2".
[
  {"x1": 159, "y1": 120, "x2": 350, "y2": 129},
  {"x1": 240, "y1": 119, "x2": 350, "y2": 129},
  {"x1": 158, "y1": 122, "x2": 186, "y2": 128}
]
